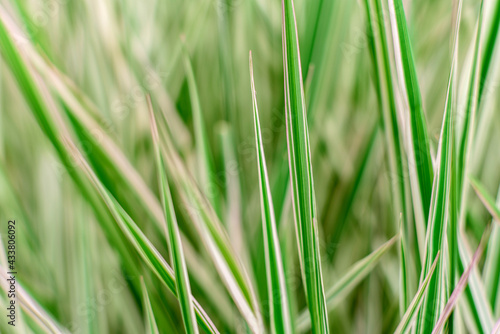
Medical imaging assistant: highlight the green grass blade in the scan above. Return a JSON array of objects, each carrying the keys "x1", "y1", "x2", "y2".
[
  {"x1": 388, "y1": 0, "x2": 434, "y2": 222},
  {"x1": 250, "y1": 52, "x2": 292, "y2": 334},
  {"x1": 365, "y1": 0, "x2": 420, "y2": 306},
  {"x1": 416, "y1": 4, "x2": 462, "y2": 327},
  {"x1": 394, "y1": 251, "x2": 440, "y2": 334},
  {"x1": 295, "y1": 236, "x2": 397, "y2": 332},
  {"x1": 281, "y1": 0, "x2": 329, "y2": 332},
  {"x1": 140, "y1": 277, "x2": 160, "y2": 334},
  {"x1": 149, "y1": 99, "x2": 199, "y2": 334}
]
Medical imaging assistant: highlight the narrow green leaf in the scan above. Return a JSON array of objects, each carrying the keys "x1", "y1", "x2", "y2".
[
  {"x1": 149, "y1": 98, "x2": 199, "y2": 334},
  {"x1": 250, "y1": 52, "x2": 292, "y2": 334},
  {"x1": 140, "y1": 277, "x2": 160, "y2": 334},
  {"x1": 365, "y1": 0, "x2": 420, "y2": 307},
  {"x1": 281, "y1": 0, "x2": 329, "y2": 332},
  {"x1": 388, "y1": 0, "x2": 434, "y2": 221},
  {"x1": 416, "y1": 2, "x2": 462, "y2": 328}
]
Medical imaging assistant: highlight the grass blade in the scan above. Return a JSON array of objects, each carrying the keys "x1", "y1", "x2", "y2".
[
  {"x1": 282, "y1": 0, "x2": 329, "y2": 333},
  {"x1": 250, "y1": 51, "x2": 293, "y2": 334},
  {"x1": 149, "y1": 98, "x2": 199, "y2": 334},
  {"x1": 281, "y1": 0, "x2": 329, "y2": 331},
  {"x1": 140, "y1": 277, "x2": 160, "y2": 334},
  {"x1": 388, "y1": 0, "x2": 434, "y2": 222},
  {"x1": 416, "y1": 5, "x2": 461, "y2": 328}
]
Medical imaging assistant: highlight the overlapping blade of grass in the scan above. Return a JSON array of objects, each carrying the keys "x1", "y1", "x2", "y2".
[
  {"x1": 71, "y1": 143, "x2": 220, "y2": 334},
  {"x1": 394, "y1": 252, "x2": 440, "y2": 334},
  {"x1": 140, "y1": 277, "x2": 160, "y2": 334},
  {"x1": 281, "y1": 0, "x2": 329, "y2": 331},
  {"x1": 9, "y1": 15, "x2": 240, "y2": 326},
  {"x1": 456, "y1": 232, "x2": 494, "y2": 333},
  {"x1": 388, "y1": 0, "x2": 434, "y2": 223},
  {"x1": 38, "y1": 44, "x2": 260, "y2": 329},
  {"x1": 34, "y1": 57, "x2": 235, "y2": 323},
  {"x1": 416, "y1": 2, "x2": 462, "y2": 327},
  {"x1": 364, "y1": 0, "x2": 418, "y2": 307},
  {"x1": 432, "y1": 231, "x2": 489, "y2": 334},
  {"x1": 166, "y1": 147, "x2": 263, "y2": 333},
  {"x1": 149, "y1": 99, "x2": 199, "y2": 334},
  {"x1": 250, "y1": 52, "x2": 292, "y2": 334},
  {"x1": 483, "y1": 187, "x2": 500, "y2": 314},
  {"x1": 470, "y1": 178, "x2": 500, "y2": 223},
  {"x1": 295, "y1": 235, "x2": 397, "y2": 332},
  {"x1": 157, "y1": 115, "x2": 262, "y2": 332},
  {"x1": 0, "y1": 10, "x2": 141, "y2": 285}
]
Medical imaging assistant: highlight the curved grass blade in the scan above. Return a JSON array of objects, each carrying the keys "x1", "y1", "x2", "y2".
[
  {"x1": 250, "y1": 52, "x2": 292, "y2": 334},
  {"x1": 140, "y1": 277, "x2": 160, "y2": 334},
  {"x1": 149, "y1": 99, "x2": 199, "y2": 334},
  {"x1": 394, "y1": 251, "x2": 440, "y2": 334},
  {"x1": 296, "y1": 235, "x2": 397, "y2": 332},
  {"x1": 281, "y1": 0, "x2": 329, "y2": 331}
]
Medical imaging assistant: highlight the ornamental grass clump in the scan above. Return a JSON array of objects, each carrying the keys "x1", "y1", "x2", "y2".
[{"x1": 0, "y1": 0, "x2": 500, "y2": 333}]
